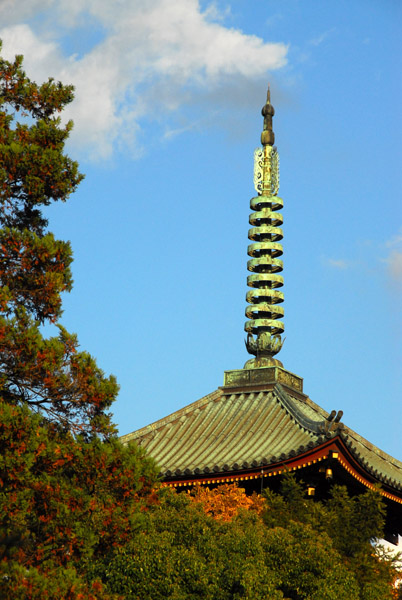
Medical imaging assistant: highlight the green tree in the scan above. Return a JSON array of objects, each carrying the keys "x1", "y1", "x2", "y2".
[
  {"x1": 95, "y1": 480, "x2": 398, "y2": 600},
  {"x1": 0, "y1": 43, "x2": 117, "y2": 439},
  {"x1": 0, "y1": 401, "x2": 158, "y2": 599},
  {"x1": 94, "y1": 486, "x2": 385, "y2": 600},
  {"x1": 262, "y1": 474, "x2": 399, "y2": 600},
  {"x1": 90, "y1": 489, "x2": 283, "y2": 600},
  {"x1": 0, "y1": 44, "x2": 159, "y2": 599}
]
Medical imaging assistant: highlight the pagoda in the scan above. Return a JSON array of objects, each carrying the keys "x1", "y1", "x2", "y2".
[{"x1": 121, "y1": 89, "x2": 402, "y2": 544}]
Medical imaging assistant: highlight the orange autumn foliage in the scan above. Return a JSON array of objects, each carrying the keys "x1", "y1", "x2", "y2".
[{"x1": 190, "y1": 483, "x2": 265, "y2": 521}]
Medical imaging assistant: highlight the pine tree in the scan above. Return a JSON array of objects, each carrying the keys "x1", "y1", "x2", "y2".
[
  {"x1": 0, "y1": 45, "x2": 160, "y2": 598},
  {"x1": 0, "y1": 43, "x2": 118, "y2": 439}
]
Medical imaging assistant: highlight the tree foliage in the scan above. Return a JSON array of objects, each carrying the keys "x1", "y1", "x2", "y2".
[
  {"x1": 0, "y1": 49, "x2": 82, "y2": 235},
  {"x1": 0, "y1": 401, "x2": 158, "y2": 599},
  {"x1": 262, "y1": 473, "x2": 400, "y2": 598},
  {"x1": 191, "y1": 482, "x2": 265, "y2": 521},
  {"x1": 91, "y1": 480, "x2": 399, "y2": 600},
  {"x1": 0, "y1": 43, "x2": 118, "y2": 438},
  {"x1": 0, "y1": 42, "x2": 159, "y2": 599}
]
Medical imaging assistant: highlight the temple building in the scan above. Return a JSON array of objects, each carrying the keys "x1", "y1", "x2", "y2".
[{"x1": 121, "y1": 89, "x2": 402, "y2": 544}]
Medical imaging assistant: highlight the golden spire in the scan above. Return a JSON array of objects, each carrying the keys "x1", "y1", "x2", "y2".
[{"x1": 244, "y1": 87, "x2": 284, "y2": 368}]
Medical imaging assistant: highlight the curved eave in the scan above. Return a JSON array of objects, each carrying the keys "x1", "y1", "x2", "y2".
[
  {"x1": 164, "y1": 435, "x2": 402, "y2": 507},
  {"x1": 163, "y1": 436, "x2": 335, "y2": 487},
  {"x1": 340, "y1": 430, "x2": 402, "y2": 493}
]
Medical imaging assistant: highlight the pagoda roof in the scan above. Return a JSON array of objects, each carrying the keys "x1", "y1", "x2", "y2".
[{"x1": 121, "y1": 370, "x2": 402, "y2": 499}]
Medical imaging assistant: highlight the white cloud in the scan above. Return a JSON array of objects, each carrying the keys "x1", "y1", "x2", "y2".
[
  {"x1": 0, "y1": 0, "x2": 288, "y2": 160},
  {"x1": 309, "y1": 28, "x2": 336, "y2": 47},
  {"x1": 383, "y1": 231, "x2": 402, "y2": 285},
  {"x1": 385, "y1": 250, "x2": 402, "y2": 284},
  {"x1": 385, "y1": 233, "x2": 402, "y2": 248},
  {"x1": 325, "y1": 258, "x2": 349, "y2": 270},
  {"x1": 375, "y1": 232, "x2": 402, "y2": 289},
  {"x1": 0, "y1": 25, "x2": 64, "y2": 81},
  {"x1": 0, "y1": 0, "x2": 54, "y2": 26}
]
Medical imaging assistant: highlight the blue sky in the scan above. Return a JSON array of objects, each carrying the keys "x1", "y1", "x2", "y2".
[{"x1": 1, "y1": 0, "x2": 401, "y2": 460}]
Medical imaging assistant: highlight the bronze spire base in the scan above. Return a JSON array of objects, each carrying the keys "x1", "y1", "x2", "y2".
[{"x1": 223, "y1": 365, "x2": 303, "y2": 394}]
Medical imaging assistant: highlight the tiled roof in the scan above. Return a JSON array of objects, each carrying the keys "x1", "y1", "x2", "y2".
[
  {"x1": 121, "y1": 382, "x2": 402, "y2": 493},
  {"x1": 342, "y1": 429, "x2": 402, "y2": 492}
]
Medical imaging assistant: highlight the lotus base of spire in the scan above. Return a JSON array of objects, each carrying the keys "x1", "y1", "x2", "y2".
[
  {"x1": 245, "y1": 331, "x2": 284, "y2": 364},
  {"x1": 243, "y1": 355, "x2": 283, "y2": 369}
]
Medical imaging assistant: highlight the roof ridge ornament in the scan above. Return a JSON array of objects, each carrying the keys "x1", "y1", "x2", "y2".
[{"x1": 245, "y1": 87, "x2": 285, "y2": 369}]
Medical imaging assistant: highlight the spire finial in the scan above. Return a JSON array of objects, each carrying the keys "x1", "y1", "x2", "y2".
[
  {"x1": 261, "y1": 85, "x2": 275, "y2": 146},
  {"x1": 244, "y1": 87, "x2": 284, "y2": 368}
]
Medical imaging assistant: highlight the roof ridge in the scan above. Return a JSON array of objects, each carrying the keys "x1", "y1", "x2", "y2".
[{"x1": 275, "y1": 384, "x2": 330, "y2": 435}]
